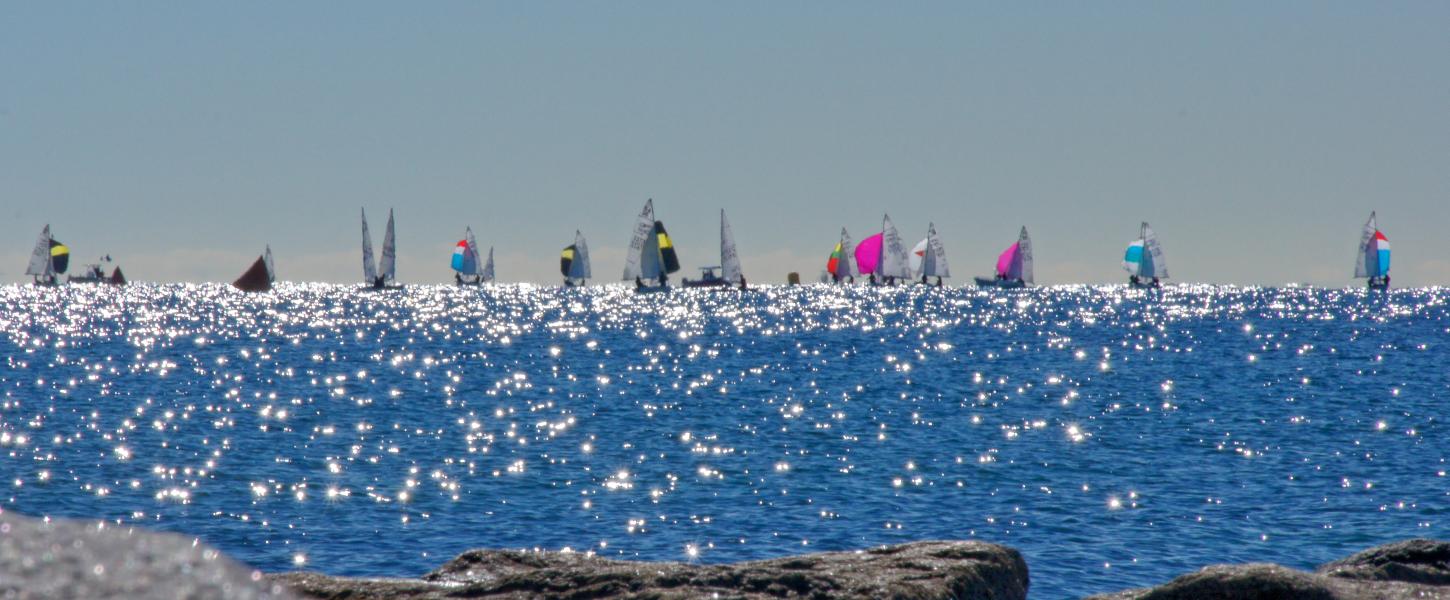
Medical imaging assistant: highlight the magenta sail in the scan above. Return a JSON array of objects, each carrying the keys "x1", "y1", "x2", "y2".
[
  {"x1": 855, "y1": 233, "x2": 883, "y2": 275},
  {"x1": 996, "y1": 242, "x2": 1020, "y2": 279}
]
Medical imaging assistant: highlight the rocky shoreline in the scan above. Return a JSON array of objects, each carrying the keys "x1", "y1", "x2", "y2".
[{"x1": 2, "y1": 510, "x2": 1446, "y2": 599}]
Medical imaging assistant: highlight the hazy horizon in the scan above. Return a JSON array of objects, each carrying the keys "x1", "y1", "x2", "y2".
[{"x1": 4, "y1": 3, "x2": 1447, "y2": 286}]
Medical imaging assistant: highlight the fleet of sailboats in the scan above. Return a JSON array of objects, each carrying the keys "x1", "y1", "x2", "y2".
[
  {"x1": 1355, "y1": 211, "x2": 1391, "y2": 290},
  {"x1": 1123, "y1": 222, "x2": 1168, "y2": 289},
  {"x1": 975, "y1": 227, "x2": 1033, "y2": 288},
  {"x1": 9, "y1": 210, "x2": 1416, "y2": 289}
]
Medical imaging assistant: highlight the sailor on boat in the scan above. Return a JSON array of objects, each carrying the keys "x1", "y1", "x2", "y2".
[
  {"x1": 622, "y1": 199, "x2": 680, "y2": 293},
  {"x1": 1123, "y1": 222, "x2": 1168, "y2": 289},
  {"x1": 24, "y1": 225, "x2": 68, "y2": 286}
]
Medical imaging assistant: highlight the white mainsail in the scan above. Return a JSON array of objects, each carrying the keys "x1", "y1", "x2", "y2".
[
  {"x1": 25, "y1": 225, "x2": 53, "y2": 277},
  {"x1": 1354, "y1": 211, "x2": 1377, "y2": 279},
  {"x1": 1141, "y1": 222, "x2": 1168, "y2": 279},
  {"x1": 570, "y1": 230, "x2": 592, "y2": 280},
  {"x1": 623, "y1": 199, "x2": 657, "y2": 281},
  {"x1": 921, "y1": 222, "x2": 951, "y2": 279},
  {"x1": 465, "y1": 228, "x2": 486, "y2": 278},
  {"x1": 834, "y1": 228, "x2": 857, "y2": 279},
  {"x1": 880, "y1": 214, "x2": 912, "y2": 280},
  {"x1": 482, "y1": 247, "x2": 495, "y2": 282},
  {"x1": 264, "y1": 245, "x2": 276, "y2": 283},
  {"x1": 720, "y1": 209, "x2": 742, "y2": 284},
  {"x1": 361, "y1": 209, "x2": 378, "y2": 282},
  {"x1": 1016, "y1": 227, "x2": 1034, "y2": 284},
  {"x1": 380, "y1": 209, "x2": 397, "y2": 282}
]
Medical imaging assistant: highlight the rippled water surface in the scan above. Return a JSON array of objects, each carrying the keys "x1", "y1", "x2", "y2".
[{"x1": 1, "y1": 284, "x2": 1446, "y2": 597}]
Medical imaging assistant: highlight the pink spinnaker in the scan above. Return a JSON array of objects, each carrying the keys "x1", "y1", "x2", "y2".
[
  {"x1": 855, "y1": 233, "x2": 883, "y2": 275},
  {"x1": 996, "y1": 242, "x2": 1020, "y2": 278}
]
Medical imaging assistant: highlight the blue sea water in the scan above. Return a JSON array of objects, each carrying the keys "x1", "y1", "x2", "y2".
[{"x1": 0, "y1": 283, "x2": 1445, "y2": 598}]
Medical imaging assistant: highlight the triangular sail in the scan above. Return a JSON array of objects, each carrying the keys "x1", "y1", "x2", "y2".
[
  {"x1": 452, "y1": 228, "x2": 479, "y2": 275},
  {"x1": 720, "y1": 210, "x2": 742, "y2": 284},
  {"x1": 108, "y1": 266, "x2": 126, "y2": 285},
  {"x1": 361, "y1": 209, "x2": 378, "y2": 282},
  {"x1": 25, "y1": 225, "x2": 53, "y2": 277},
  {"x1": 49, "y1": 240, "x2": 70, "y2": 274},
  {"x1": 264, "y1": 245, "x2": 276, "y2": 283},
  {"x1": 466, "y1": 228, "x2": 486, "y2": 277},
  {"x1": 921, "y1": 222, "x2": 950, "y2": 278},
  {"x1": 1141, "y1": 222, "x2": 1167, "y2": 279},
  {"x1": 1354, "y1": 212, "x2": 1381, "y2": 279},
  {"x1": 572, "y1": 231, "x2": 591, "y2": 280},
  {"x1": 854, "y1": 233, "x2": 883, "y2": 275},
  {"x1": 380, "y1": 209, "x2": 397, "y2": 282},
  {"x1": 828, "y1": 228, "x2": 856, "y2": 279},
  {"x1": 1016, "y1": 227, "x2": 1033, "y2": 283},
  {"x1": 655, "y1": 222, "x2": 680, "y2": 275},
  {"x1": 623, "y1": 199, "x2": 656, "y2": 280},
  {"x1": 233, "y1": 256, "x2": 272, "y2": 292},
  {"x1": 481, "y1": 247, "x2": 495, "y2": 282},
  {"x1": 880, "y1": 214, "x2": 912, "y2": 279}
]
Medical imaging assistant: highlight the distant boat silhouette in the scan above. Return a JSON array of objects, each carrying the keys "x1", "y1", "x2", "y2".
[
  {"x1": 1354, "y1": 212, "x2": 1391, "y2": 290},
  {"x1": 451, "y1": 227, "x2": 487, "y2": 286},
  {"x1": 362, "y1": 208, "x2": 399, "y2": 289},
  {"x1": 233, "y1": 254, "x2": 272, "y2": 292},
  {"x1": 683, "y1": 210, "x2": 746, "y2": 290},
  {"x1": 855, "y1": 214, "x2": 911, "y2": 286},
  {"x1": 561, "y1": 230, "x2": 591, "y2": 287},
  {"x1": 25, "y1": 225, "x2": 68, "y2": 286},
  {"x1": 910, "y1": 222, "x2": 950, "y2": 287},
  {"x1": 622, "y1": 199, "x2": 679, "y2": 293},
  {"x1": 1124, "y1": 222, "x2": 1167, "y2": 289},
  {"x1": 826, "y1": 228, "x2": 856, "y2": 284},
  {"x1": 976, "y1": 227, "x2": 1033, "y2": 289}
]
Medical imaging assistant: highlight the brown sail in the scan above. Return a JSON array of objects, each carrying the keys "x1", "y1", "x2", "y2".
[
  {"x1": 233, "y1": 256, "x2": 271, "y2": 292},
  {"x1": 108, "y1": 266, "x2": 127, "y2": 286}
]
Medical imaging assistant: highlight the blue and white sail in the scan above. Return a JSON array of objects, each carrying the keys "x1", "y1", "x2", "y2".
[
  {"x1": 1354, "y1": 211, "x2": 1391, "y2": 279},
  {"x1": 1123, "y1": 222, "x2": 1168, "y2": 279}
]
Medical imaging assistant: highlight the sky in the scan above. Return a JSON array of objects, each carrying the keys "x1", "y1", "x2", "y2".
[{"x1": 2, "y1": 2, "x2": 1448, "y2": 286}]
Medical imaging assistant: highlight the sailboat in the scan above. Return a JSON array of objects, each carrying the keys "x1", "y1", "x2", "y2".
[
  {"x1": 975, "y1": 227, "x2": 1033, "y2": 289},
  {"x1": 853, "y1": 214, "x2": 912, "y2": 285},
  {"x1": 826, "y1": 228, "x2": 856, "y2": 284},
  {"x1": 561, "y1": 230, "x2": 591, "y2": 287},
  {"x1": 233, "y1": 251, "x2": 272, "y2": 292},
  {"x1": 70, "y1": 254, "x2": 126, "y2": 285},
  {"x1": 1354, "y1": 212, "x2": 1391, "y2": 290},
  {"x1": 451, "y1": 227, "x2": 487, "y2": 286},
  {"x1": 1123, "y1": 222, "x2": 1168, "y2": 288},
  {"x1": 361, "y1": 208, "x2": 398, "y2": 289},
  {"x1": 25, "y1": 225, "x2": 68, "y2": 286},
  {"x1": 481, "y1": 246, "x2": 495, "y2": 283},
  {"x1": 622, "y1": 199, "x2": 681, "y2": 293},
  {"x1": 910, "y1": 223, "x2": 951, "y2": 286},
  {"x1": 683, "y1": 210, "x2": 746, "y2": 289}
]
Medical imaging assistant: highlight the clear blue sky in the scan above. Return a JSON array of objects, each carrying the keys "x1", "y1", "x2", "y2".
[{"x1": 3, "y1": 2, "x2": 1447, "y2": 285}]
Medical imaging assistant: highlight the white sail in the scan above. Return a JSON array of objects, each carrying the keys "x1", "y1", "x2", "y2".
[
  {"x1": 465, "y1": 228, "x2": 485, "y2": 277},
  {"x1": 835, "y1": 228, "x2": 857, "y2": 278},
  {"x1": 25, "y1": 225, "x2": 53, "y2": 277},
  {"x1": 1017, "y1": 227, "x2": 1034, "y2": 284},
  {"x1": 361, "y1": 209, "x2": 378, "y2": 282},
  {"x1": 880, "y1": 214, "x2": 912, "y2": 279},
  {"x1": 622, "y1": 199, "x2": 656, "y2": 280},
  {"x1": 482, "y1": 247, "x2": 496, "y2": 282},
  {"x1": 570, "y1": 230, "x2": 592, "y2": 280},
  {"x1": 720, "y1": 209, "x2": 742, "y2": 284},
  {"x1": 1140, "y1": 222, "x2": 1168, "y2": 279},
  {"x1": 921, "y1": 222, "x2": 951, "y2": 279},
  {"x1": 1354, "y1": 211, "x2": 1377, "y2": 279},
  {"x1": 380, "y1": 209, "x2": 397, "y2": 282},
  {"x1": 264, "y1": 245, "x2": 276, "y2": 283}
]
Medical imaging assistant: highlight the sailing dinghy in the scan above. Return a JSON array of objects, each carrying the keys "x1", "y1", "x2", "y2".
[
  {"x1": 1354, "y1": 212, "x2": 1391, "y2": 290},
  {"x1": 910, "y1": 223, "x2": 951, "y2": 286},
  {"x1": 853, "y1": 214, "x2": 912, "y2": 285},
  {"x1": 622, "y1": 199, "x2": 681, "y2": 293},
  {"x1": 683, "y1": 210, "x2": 746, "y2": 289},
  {"x1": 1123, "y1": 222, "x2": 1168, "y2": 288},
  {"x1": 25, "y1": 225, "x2": 68, "y2": 286},
  {"x1": 826, "y1": 228, "x2": 857, "y2": 284},
  {"x1": 975, "y1": 227, "x2": 1033, "y2": 288},
  {"x1": 451, "y1": 228, "x2": 487, "y2": 286},
  {"x1": 361, "y1": 208, "x2": 399, "y2": 289},
  {"x1": 561, "y1": 230, "x2": 591, "y2": 287}
]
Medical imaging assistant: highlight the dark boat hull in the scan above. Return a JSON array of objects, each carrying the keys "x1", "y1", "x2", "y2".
[{"x1": 974, "y1": 277, "x2": 1026, "y2": 289}]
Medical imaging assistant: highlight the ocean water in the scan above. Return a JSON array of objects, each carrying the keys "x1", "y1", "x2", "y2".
[{"x1": 0, "y1": 283, "x2": 1445, "y2": 598}]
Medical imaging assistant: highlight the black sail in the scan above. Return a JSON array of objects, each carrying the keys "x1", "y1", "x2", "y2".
[{"x1": 232, "y1": 256, "x2": 272, "y2": 292}]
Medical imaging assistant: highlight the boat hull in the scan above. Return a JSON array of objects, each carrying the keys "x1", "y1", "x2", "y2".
[
  {"x1": 974, "y1": 277, "x2": 1026, "y2": 289},
  {"x1": 681, "y1": 279, "x2": 731, "y2": 289},
  {"x1": 634, "y1": 284, "x2": 670, "y2": 294}
]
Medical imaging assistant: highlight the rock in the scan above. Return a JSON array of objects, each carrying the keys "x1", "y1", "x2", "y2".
[
  {"x1": 1088, "y1": 539, "x2": 1450, "y2": 600},
  {"x1": 0, "y1": 510, "x2": 294, "y2": 600},
  {"x1": 274, "y1": 540, "x2": 1028, "y2": 600}
]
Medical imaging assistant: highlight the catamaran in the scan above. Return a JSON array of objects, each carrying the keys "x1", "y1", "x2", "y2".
[
  {"x1": 561, "y1": 230, "x2": 591, "y2": 287},
  {"x1": 683, "y1": 210, "x2": 746, "y2": 289},
  {"x1": 622, "y1": 199, "x2": 681, "y2": 293},
  {"x1": 362, "y1": 208, "x2": 398, "y2": 289},
  {"x1": 233, "y1": 249, "x2": 273, "y2": 292},
  {"x1": 1354, "y1": 211, "x2": 1391, "y2": 290},
  {"x1": 451, "y1": 227, "x2": 488, "y2": 286},
  {"x1": 826, "y1": 228, "x2": 857, "y2": 284},
  {"x1": 975, "y1": 227, "x2": 1033, "y2": 288},
  {"x1": 853, "y1": 214, "x2": 912, "y2": 285},
  {"x1": 25, "y1": 225, "x2": 69, "y2": 286},
  {"x1": 910, "y1": 223, "x2": 951, "y2": 286},
  {"x1": 1123, "y1": 222, "x2": 1168, "y2": 288}
]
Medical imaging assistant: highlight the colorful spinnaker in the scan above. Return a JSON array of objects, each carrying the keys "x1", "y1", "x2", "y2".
[
  {"x1": 1354, "y1": 211, "x2": 1390, "y2": 289},
  {"x1": 854, "y1": 215, "x2": 911, "y2": 283},
  {"x1": 854, "y1": 232, "x2": 883, "y2": 276},
  {"x1": 1122, "y1": 222, "x2": 1167, "y2": 286},
  {"x1": 451, "y1": 227, "x2": 483, "y2": 284},
  {"x1": 827, "y1": 228, "x2": 856, "y2": 282},
  {"x1": 622, "y1": 199, "x2": 680, "y2": 290},
  {"x1": 561, "y1": 230, "x2": 591, "y2": 286},
  {"x1": 25, "y1": 225, "x2": 67, "y2": 285}
]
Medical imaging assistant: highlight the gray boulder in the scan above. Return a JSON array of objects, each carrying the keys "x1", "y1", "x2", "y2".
[
  {"x1": 275, "y1": 540, "x2": 1028, "y2": 599},
  {"x1": 0, "y1": 510, "x2": 294, "y2": 600}
]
